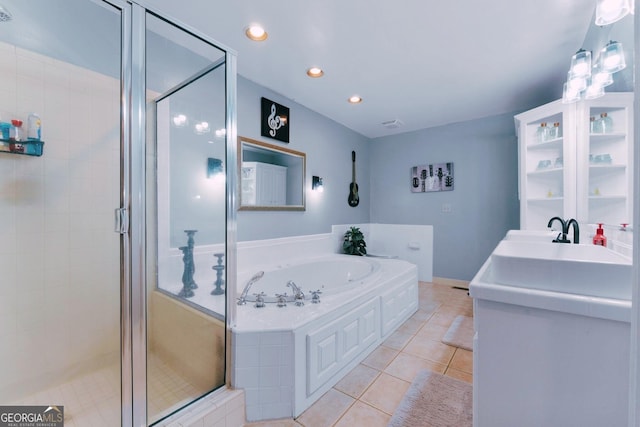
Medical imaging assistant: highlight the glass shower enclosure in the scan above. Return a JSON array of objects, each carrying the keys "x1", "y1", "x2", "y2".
[{"x1": 0, "y1": 1, "x2": 235, "y2": 425}]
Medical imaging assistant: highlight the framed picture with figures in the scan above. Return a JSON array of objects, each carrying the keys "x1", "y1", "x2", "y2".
[
  {"x1": 410, "y1": 162, "x2": 454, "y2": 193},
  {"x1": 261, "y1": 97, "x2": 290, "y2": 143}
]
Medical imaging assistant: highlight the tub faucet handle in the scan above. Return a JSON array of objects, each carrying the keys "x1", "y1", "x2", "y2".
[
  {"x1": 275, "y1": 293, "x2": 288, "y2": 308},
  {"x1": 311, "y1": 290, "x2": 322, "y2": 304},
  {"x1": 254, "y1": 292, "x2": 266, "y2": 308}
]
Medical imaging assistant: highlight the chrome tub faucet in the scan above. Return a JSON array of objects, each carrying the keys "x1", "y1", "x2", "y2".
[
  {"x1": 237, "y1": 271, "x2": 264, "y2": 305},
  {"x1": 287, "y1": 280, "x2": 305, "y2": 306}
]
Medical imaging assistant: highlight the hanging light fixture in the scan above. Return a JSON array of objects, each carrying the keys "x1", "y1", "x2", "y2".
[
  {"x1": 599, "y1": 40, "x2": 626, "y2": 73},
  {"x1": 569, "y1": 49, "x2": 592, "y2": 79},
  {"x1": 595, "y1": 0, "x2": 632, "y2": 26}
]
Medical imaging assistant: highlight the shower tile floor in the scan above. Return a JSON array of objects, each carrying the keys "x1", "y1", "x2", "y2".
[
  {"x1": 9, "y1": 352, "x2": 203, "y2": 426},
  {"x1": 245, "y1": 279, "x2": 473, "y2": 427}
]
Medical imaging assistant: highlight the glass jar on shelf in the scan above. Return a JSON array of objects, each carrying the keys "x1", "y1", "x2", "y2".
[
  {"x1": 547, "y1": 122, "x2": 562, "y2": 139},
  {"x1": 598, "y1": 112, "x2": 613, "y2": 133},
  {"x1": 536, "y1": 122, "x2": 548, "y2": 142},
  {"x1": 589, "y1": 116, "x2": 597, "y2": 134},
  {"x1": 591, "y1": 115, "x2": 603, "y2": 134}
]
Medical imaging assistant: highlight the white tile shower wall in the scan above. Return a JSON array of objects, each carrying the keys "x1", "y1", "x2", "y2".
[
  {"x1": 232, "y1": 330, "x2": 294, "y2": 421},
  {"x1": 0, "y1": 41, "x2": 120, "y2": 400}
]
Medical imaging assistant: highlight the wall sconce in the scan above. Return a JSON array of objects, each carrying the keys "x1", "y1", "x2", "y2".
[
  {"x1": 562, "y1": 39, "x2": 626, "y2": 104},
  {"x1": 207, "y1": 157, "x2": 224, "y2": 178},
  {"x1": 312, "y1": 176, "x2": 323, "y2": 192}
]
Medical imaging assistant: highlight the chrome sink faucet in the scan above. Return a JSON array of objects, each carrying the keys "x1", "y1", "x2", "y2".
[{"x1": 237, "y1": 271, "x2": 264, "y2": 305}]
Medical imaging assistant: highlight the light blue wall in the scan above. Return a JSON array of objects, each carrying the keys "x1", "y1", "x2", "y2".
[
  {"x1": 237, "y1": 77, "x2": 371, "y2": 240},
  {"x1": 238, "y1": 77, "x2": 520, "y2": 280},
  {"x1": 369, "y1": 113, "x2": 520, "y2": 281}
]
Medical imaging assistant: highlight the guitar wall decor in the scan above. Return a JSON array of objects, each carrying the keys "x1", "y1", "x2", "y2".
[{"x1": 348, "y1": 150, "x2": 360, "y2": 207}]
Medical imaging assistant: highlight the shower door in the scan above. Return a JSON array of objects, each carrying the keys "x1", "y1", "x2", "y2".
[
  {"x1": 0, "y1": 0, "x2": 126, "y2": 425},
  {"x1": 142, "y1": 11, "x2": 230, "y2": 425}
]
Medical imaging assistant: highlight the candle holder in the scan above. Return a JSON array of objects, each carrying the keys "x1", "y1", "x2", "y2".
[
  {"x1": 211, "y1": 252, "x2": 225, "y2": 295},
  {"x1": 178, "y1": 245, "x2": 195, "y2": 298},
  {"x1": 184, "y1": 229, "x2": 198, "y2": 289}
]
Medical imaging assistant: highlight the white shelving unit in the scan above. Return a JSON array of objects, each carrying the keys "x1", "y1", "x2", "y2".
[{"x1": 515, "y1": 92, "x2": 633, "y2": 230}]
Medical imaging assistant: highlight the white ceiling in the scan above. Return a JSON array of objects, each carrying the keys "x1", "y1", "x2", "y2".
[
  {"x1": 151, "y1": 0, "x2": 603, "y2": 138},
  {"x1": 0, "y1": 0, "x2": 632, "y2": 139}
]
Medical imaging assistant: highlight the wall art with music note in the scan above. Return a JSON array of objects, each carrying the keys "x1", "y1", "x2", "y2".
[
  {"x1": 261, "y1": 97, "x2": 290, "y2": 143},
  {"x1": 410, "y1": 162, "x2": 454, "y2": 193}
]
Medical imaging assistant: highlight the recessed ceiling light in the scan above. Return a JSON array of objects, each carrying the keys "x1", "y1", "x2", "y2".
[
  {"x1": 348, "y1": 95, "x2": 362, "y2": 104},
  {"x1": 307, "y1": 67, "x2": 324, "y2": 78},
  {"x1": 245, "y1": 25, "x2": 268, "y2": 41}
]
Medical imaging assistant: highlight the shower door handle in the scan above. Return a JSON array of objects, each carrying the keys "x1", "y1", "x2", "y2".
[{"x1": 115, "y1": 207, "x2": 129, "y2": 234}]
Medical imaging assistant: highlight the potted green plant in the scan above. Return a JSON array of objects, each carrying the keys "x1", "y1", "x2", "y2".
[{"x1": 342, "y1": 226, "x2": 367, "y2": 256}]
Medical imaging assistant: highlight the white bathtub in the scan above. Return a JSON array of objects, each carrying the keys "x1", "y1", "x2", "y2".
[
  {"x1": 232, "y1": 254, "x2": 418, "y2": 421},
  {"x1": 239, "y1": 255, "x2": 381, "y2": 302}
]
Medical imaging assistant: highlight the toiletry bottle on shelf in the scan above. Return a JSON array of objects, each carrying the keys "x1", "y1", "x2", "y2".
[
  {"x1": 589, "y1": 116, "x2": 596, "y2": 134},
  {"x1": 27, "y1": 113, "x2": 41, "y2": 141},
  {"x1": 593, "y1": 223, "x2": 607, "y2": 247},
  {"x1": 9, "y1": 119, "x2": 22, "y2": 141}
]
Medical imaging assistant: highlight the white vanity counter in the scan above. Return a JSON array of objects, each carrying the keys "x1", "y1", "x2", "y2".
[{"x1": 470, "y1": 235, "x2": 631, "y2": 427}]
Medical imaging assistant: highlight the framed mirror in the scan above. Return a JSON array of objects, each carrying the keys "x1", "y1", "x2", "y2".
[{"x1": 238, "y1": 136, "x2": 306, "y2": 211}]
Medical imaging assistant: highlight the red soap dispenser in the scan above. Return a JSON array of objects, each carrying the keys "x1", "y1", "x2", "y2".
[{"x1": 593, "y1": 223, "x2": 607, "y2": 247}]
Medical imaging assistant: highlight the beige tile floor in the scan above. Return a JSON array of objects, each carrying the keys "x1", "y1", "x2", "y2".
[{"x1": 244, "y1": 279, "x2": 473, "y2": 427}]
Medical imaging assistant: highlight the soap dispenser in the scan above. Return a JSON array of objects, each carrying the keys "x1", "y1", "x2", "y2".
[{"x1": 593, "y1": 223, "x2": 607, "y2": 247}]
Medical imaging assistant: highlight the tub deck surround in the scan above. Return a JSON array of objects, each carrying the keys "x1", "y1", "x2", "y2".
[
  {"x1": 332, "y1": 224, "x2": 434, "y2": 282},
  {"x1": 470, "y1": 232, "x2": 632, "y2": 427},
  {"x1": 232, "y1": 255, "x2": 418, "y2": 421}
]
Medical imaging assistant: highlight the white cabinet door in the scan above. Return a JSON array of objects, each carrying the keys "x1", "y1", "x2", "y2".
[
  {"x1": 515, "y1": 92, "x2": 633, "y2": 231},
  {"x1": 242, "y1": 161, "x2": 288, "y2": 206}
]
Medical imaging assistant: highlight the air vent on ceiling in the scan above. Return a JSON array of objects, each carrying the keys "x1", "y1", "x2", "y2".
[{"x1": 381, "y1": 119, "x2": 403, "y2": 129}]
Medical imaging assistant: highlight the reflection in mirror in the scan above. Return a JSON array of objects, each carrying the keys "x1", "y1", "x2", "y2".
[
  {"x1": 146, "y1": 11, "x2": 227, "y2": 425},
  {"x1": 238, "y1": 136, "x2": 306, "y2": 210}
]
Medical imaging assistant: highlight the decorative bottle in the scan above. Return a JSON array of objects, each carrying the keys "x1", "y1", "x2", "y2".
[
  {"x1": 536, "y1": 122, "x2": 548, "y2": 142},
  {"x1": 548, "y1": 122, "x2": 561, "y2": 139},
  {"x1": 589, "y1": 116, "x2": 597, "y2": 134},
  {"x1": 599, "y1": 112, "x2": 613, "y2": 134}
]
